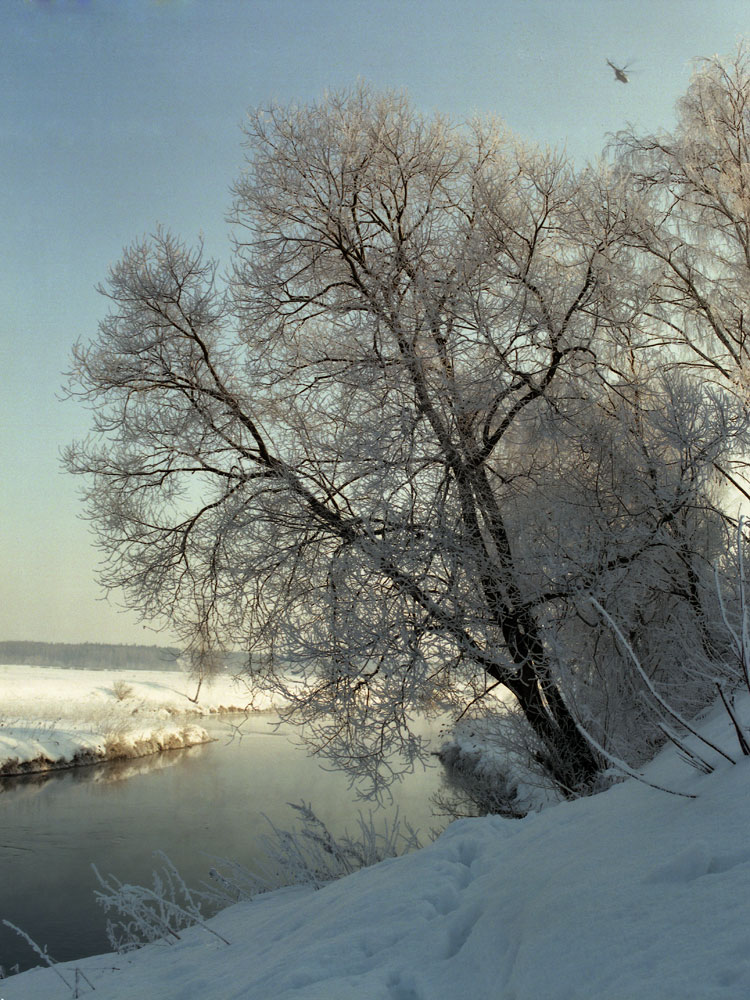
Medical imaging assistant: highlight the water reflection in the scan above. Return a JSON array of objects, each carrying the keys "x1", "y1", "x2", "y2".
[
  {"x1": 0, "y1": 713, "x2": 446, "y2": 974},
  {"x1": 0, "y1": 741, "x2": 212, "y2": 798}
]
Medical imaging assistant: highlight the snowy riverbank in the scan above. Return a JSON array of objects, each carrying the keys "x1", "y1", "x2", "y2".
[
  {"x1": 0, "y1": 664, "x2": 280, "y2": 776},
  {"x1": 3, "y1": 694, "x2": 749, "y2": 998}
]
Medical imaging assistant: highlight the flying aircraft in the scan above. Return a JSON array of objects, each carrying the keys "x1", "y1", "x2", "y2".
[{"x1": 606, "y1": 59, "x2": 629, "y2": 83}]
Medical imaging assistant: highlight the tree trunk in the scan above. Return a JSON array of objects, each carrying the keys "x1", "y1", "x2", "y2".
[
  {"x1": 188, "y1": 673, "x2": 203, "y2": 704},
  {"x1": 494, "y1": 622, "x2": 601, "y2": 795},
  {"x1": 464, "y1": 468, "x2": 601, "y2": 792}
]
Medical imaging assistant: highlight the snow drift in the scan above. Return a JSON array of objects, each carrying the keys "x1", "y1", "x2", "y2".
[{"x1": 3, "y1": 695, "x2": 749, "y2": 999}]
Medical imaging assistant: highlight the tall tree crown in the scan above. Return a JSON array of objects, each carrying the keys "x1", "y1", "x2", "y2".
[{"x1": 64, "y1": 81, "x2": 749, "y2": 797}]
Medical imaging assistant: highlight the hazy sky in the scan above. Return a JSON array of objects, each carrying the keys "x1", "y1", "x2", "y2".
[{"x1": 2, "y1": 0, "x2": 748, "y2": 645}]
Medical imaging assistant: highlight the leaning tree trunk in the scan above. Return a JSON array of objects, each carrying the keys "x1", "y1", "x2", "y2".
[
  {"x1": 500, "y1": 618, "x2": 601, "y2": 794},
  {"x1": 465, "y1": 468, "x2": 602, "y2": 794}
]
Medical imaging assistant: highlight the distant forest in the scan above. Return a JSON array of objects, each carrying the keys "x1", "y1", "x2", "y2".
[{"x1": 0, "y1": 641, "x2": 183, "y2": 670}]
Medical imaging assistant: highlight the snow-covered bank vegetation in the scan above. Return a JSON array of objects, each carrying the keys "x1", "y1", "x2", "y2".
[
  {"x1": 0, "y1": 720, "x2": 211, "y2": 778},
  {"x1": 0, "y1": 665, "x2": 281, "y2": 776},
  {"x1": 3, "y1": 693, "x2": 749, "y2": 999}
]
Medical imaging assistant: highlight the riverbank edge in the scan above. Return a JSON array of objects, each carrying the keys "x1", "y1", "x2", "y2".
[{"x1": 0, "y1": 723, "x2": 213, "y2": 778}]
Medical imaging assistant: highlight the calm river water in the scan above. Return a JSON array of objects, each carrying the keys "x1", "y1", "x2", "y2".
[{"x1": 0, "y1": 714, "x2": 447, "y2": 974}]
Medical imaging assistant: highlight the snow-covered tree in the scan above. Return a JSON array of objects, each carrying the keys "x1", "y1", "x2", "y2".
[
  {"x1": 65, "y1": 85, "x2": 744, "y2": 798},
  {"x1": 616, "y1": 44, "x2": 750, "y2": 392}
]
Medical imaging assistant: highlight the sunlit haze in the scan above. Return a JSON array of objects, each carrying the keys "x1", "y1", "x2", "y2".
[{"x1": 3, "y1": 0, "x2": 748, "y2": 643}]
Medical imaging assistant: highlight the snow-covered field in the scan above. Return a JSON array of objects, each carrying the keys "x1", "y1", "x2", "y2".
[
  {"x1": 0, "y1": 664, "x2": 279, "y2": 776},
  {"x1": 2, "y1": 695, "x2": 748, "y2": 999}
]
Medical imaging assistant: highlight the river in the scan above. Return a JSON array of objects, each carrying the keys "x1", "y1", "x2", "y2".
[{"x1": 0, "y1": 714, "x2": 448, "y2": 975}]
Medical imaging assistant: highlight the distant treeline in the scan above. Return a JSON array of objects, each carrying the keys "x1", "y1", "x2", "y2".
[{"x1": 0, "y1": 641, "x2": 183, "y2": 670}]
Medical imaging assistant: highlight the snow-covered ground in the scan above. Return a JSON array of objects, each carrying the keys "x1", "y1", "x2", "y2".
[
  {"x1": 2, "y1": 694, "x2": 748, "y2": 999},
  {"x1": 0, "y1": 664, "x2": 279, "y2": 776}
]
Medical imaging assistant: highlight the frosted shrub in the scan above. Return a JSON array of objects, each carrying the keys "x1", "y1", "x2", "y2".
[
  {"x1": 93, "y1": 806, "x2": 418, "y2": 956},
  {"x1": 262, "y1": 801, "x2": 422, "y2": 888},
  {"x1": 93, "y1": 851, "x2": 229, "y2": 953},
  {"x1": 585, "y1": 519, "x2": 750, "y2": 782},
  {"x1": 436, "y1": 735, "x2": 530, "y2": 819},
  {"x1": 208, "y1": 802, "x2": 422, "y2": 903},
  {"x1": 111, "y1": 679, "x2": 133, "y2": 701},
  {"x1": 1, "y1": 920, "x2": 96, "y2": 997}
]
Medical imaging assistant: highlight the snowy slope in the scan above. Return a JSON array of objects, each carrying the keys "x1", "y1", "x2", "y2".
[{"x1": 3, "y1": 697, "x2": 748, "y2": 999}]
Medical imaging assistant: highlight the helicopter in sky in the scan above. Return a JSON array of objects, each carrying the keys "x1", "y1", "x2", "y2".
[{"x1": 606, "y1": 59, "x2": 630, "y2": 83}]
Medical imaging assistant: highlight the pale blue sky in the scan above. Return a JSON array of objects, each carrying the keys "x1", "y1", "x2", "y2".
[{"x1": 2, "y1": 0, "x2": 748, "y2": 644}]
